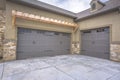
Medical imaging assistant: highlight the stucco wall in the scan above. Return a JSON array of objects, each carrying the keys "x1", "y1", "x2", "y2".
[
  {"x1": 6, "y1": 1, "x2": 74, "y2": 40},
  {"x1": 3, "y1": 1, "x2": 120, "y2": 61},
  {"x1": 77, "y1": 11, "x2": 120, "y2": 61},
  {"x1": 3, "y1": 1, "x2": 75, "y2": 61},
  {"x1": 77, "y1": 11, "x2": 120, "y2": 42}
]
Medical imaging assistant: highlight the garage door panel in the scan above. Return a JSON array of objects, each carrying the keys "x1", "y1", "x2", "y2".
[
  {"x1": 17, "y1": 27, "x2": 71, "y2": 60},
  {"x1": 81, "y1": 27, "x2": 110, "y2": 59}
]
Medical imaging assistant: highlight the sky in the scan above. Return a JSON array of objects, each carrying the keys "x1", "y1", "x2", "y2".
[{"x1": 37, "y1": 0, "x2": 109, "y2": 13}]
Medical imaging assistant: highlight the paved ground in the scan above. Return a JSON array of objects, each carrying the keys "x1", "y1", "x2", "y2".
[{"x1": 0, "y1": 55, "x2": 120, "y2": 80}]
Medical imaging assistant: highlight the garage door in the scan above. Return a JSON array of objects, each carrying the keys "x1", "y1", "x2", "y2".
[
  {"x1": 17, "y1": 27, "x2": 71, "y2": 60},
  {"x1": 81, "y1": 27, "x2": 110, "y2": 59}
]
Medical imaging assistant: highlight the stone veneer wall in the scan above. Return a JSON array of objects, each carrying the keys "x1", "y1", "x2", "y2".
[
  {"x1": 0, "y1": 10, "x2": 5, "y2": 59},
  {"x1": 72, "y1": 41, "x2": 80, "y2": 54},
  {"x1": 0, "y1": 10, "x2": 16, "y2": 61},
  {"x1": 0, "y1": 9, "x2": 119, "y2": 62},
  {"x1": 110, "y1": 44, "x2": 120, "y2": 62},
  {"x1": 0, "y1": 28, "x2": 4, "y2": 58},
  {"x1": 3, "y1": 39, "x2": 16, "y2": 61}
]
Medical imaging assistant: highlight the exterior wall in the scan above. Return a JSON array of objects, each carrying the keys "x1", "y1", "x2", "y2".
[
  {"x1": 77, "y1": 11, "x2": 120, "y2": 61},
  {"x1": 3, "y1": 1, "x2": 74, "y2": 61},
  {"x1": 0, "y1": 10, "x2": 5, "y2": 59},
  {"x1": 0, "y1": 0, "x2": 5, "y2": 10},
  {"x1": 1, "y1": 1, "x2": 119, "y2": 62},
  {"x1": 71, "y1": 41, "x2": 80, "y2": 54},
  {"x1": 3, "y1": 39, "x2": 16, "y2": 61},
  {"x1": 6, "y1": 1, "x2": 73, "y2": 40},
  {"x1": 111, "y1": 43, "x2": 120, "y2": 61}
]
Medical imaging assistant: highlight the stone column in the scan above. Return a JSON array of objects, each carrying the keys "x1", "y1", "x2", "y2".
[
  {"x1": 0, "y1": 10, "x2": 16, "y2": 61},
  {"x1": 0, "y1": 28, "x2": 4, "y2": 58},
  {"x1": 0, "y1": 10, "x2": 5, "y2": 60},
  {"x1": 110, "y1": 44, "x2": 120, "y2": 62},
  {"x1": 71, "y1": 41, "x2": 80, "y2": 54},
  {"x1": 0, "y1": 9, "x2": 17, "y2": 61},
  {"x1": 3, "y1": 39, "x2": 16, "y2": 61}
]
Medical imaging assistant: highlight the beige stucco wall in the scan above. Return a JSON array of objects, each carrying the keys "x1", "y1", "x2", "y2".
[
  {"x1": 2, "y1": 1, "x2": 120, "y2": 61},
  {"x1": 76, "y1": 11, "x2": 120, "y2": 61},
  {"x1": 3, "y1": 1, "x2": 75, "y2": 61},
  {"x1": 0, "y1": 0, "x2": 5, "y2": 10},
  {"x1": 77, "y1": 11, "x2": 120, "y2": 43},
  {"x1": 6, "y1": 1, "x2": 74, "y2": 40}
]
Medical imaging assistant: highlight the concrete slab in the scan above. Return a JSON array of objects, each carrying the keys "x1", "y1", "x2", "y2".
[
  {"x1": 71, "y1": 55, "x2": 112, "y2": 68},
  {"x1": 0, "y1": 55, "x2": 120, "y2": 80},
  {"x1": 42, "y1": 56, "x2": 74, "y2": 66},
  {"x1": 85, "y1": 69, "x2": 112, "y2": 80},
  {"x1": 56, "y1": 63, "x2": 92, "y2": 80},
  {"x1": 108, "y1": 73, "x2": 120, "y2": 80},
  {"x1": 2, "y1": 67, "x2": 74, "y2": 80},
  {"x1": 0, "y1": 63, "x2": 3, "y2": 80},
  {"x1": 3, "y1": 59, "x2": 50, "y2": 77}
]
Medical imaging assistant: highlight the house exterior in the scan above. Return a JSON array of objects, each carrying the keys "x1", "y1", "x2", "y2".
[{"x1": 0, "y1": 0, "x2": 120, "y2": 62}]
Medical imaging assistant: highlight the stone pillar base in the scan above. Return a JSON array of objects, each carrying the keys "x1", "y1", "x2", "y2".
[
  {"x1": 110, "y1": 44, "x2": 120, "y2": 62},
  {"x1": 72, "y1": 41, "x2": 80, "y2": 54},
  {"x1": 0, "y1": 10, "x2": 5, "y2": 61},
  {"x1": 3, "y1": 39, "x2": 16, "y2": 61},
  {"x1": 0, "y1": 32, "x2": 3, "y2": 58}
]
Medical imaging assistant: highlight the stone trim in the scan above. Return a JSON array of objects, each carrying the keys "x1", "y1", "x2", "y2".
[
  {"x1": 0, "y1": 10, "x2": 17, "y2": 62},
  {"x1": 110, "y1": 44, "x2": 120, "y2": 62},
  {"x1": 3, "y1": 39, "x2": 16, "y2": 61},
  {"x1": 0, "y1": 10, "x2": 5, "y2": 60},
  {"x1": 72, "y1": 41, "x2": 80, "y2": 54},
  {"x1": 0, "y1": 28, "x2": 4, "y2": 59}
]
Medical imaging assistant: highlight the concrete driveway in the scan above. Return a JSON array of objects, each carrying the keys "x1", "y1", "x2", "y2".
[{"x1": 0, "y1": 55, "x2": 120, "y2": 80}]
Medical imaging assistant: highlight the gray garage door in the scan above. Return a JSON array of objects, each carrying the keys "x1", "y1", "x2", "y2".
[
  {"x1": 81, "y1": 27, "x2": 110, "y2": 59},
  {"x1": 17, "y1": 27, "x2": 71, "y2": 60}
]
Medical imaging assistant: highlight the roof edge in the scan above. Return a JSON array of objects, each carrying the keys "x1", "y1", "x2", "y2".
[
  {"x1": 7, "y1": 0, "x2": 76, "y2": 18},
  {"x1": 75, "y1": 7, "x2": 119, "y2": 22}
]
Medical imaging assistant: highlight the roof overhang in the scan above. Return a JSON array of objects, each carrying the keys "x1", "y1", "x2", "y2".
[
  {"x1": 7, "y1": 0, "x2": 120, "y2": 22},
  {"x1": 8, "y1": 0, "x2": 76, "y2": 18},
  {"x1": 75, "y1": 6, "x2": 119, "y2": 22}
]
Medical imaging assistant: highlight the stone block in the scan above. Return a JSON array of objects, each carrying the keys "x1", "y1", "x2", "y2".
[
  {"x1": 110, "y1": 44, "x2": 120, "y2": 62},
  {"x1": 3, "y1": 39, "x2": 16, "y2": 61},
  {"x1": 0, "y1": 10, "x2": 5, "y2": 61},
  {"x1": 72, "y1": 41, "x2": 80, "y2": 54}
]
